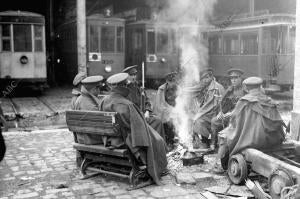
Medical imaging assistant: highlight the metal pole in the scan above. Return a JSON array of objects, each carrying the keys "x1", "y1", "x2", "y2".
[
  {"x1": 77, "y1": 0, "x2": 87, "y2": 75},
  {"x1": 249, "y1": 0, "x2": 254, "y2": 16},
  {"x1": 291, "y1": 0, "x2": 300, "y2": 140},
  {"x1": 49, "y1": 0, "x2": 56, "y2": 85}
]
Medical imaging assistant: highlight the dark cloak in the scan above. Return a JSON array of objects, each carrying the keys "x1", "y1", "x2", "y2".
[
  {"x1": 127, "y1": 82, "x2": 166, "y2": 140},
  {"x1": 223, "y1": 89, "x2": 285, "y2": 156},
  {"x1": 100, "y1": 87, "x2": 167, "y2": 185}
]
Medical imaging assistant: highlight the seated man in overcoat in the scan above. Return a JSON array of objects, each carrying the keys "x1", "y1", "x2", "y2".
[
  {"x1": 100, "y1": 73, "x2": 168, "y2": 185},
  {"x1": 212, "y1": 77, "x2": 285, "y2": 173},
  {"x1": 210, "y1": 68, "x2": 247, "y2": 150},
  {"x1": 192, "y1": 68, "x2": 225, "y2": 149},
  {"x1": 123, "y1": 65, "x2": 166, "y2": 141},
  {"x1": 74, "y1": 75, "x2": 104, "y2": 145}
]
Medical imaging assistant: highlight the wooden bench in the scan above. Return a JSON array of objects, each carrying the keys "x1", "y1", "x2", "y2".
[{"x1": 66, "y1": 110, "x2": 152, "y2": 189}]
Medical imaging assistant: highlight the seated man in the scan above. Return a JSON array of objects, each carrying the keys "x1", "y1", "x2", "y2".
[
  {"x1": 74, "y1": 75, "x2": 104, "y2": 145},
  {"x1": 71, "y1": 71, "x2": 86, "y2": 110},
  {"x1": 153, "y1": 72, "x2": 178, "y2": 147},
  {"x1": 210, "y1": 68, "x2": 247, "y2": 150},
  {"x1": 213, "y1": 77, "x2": 285, "y2": 173},
  {"x1": 193, "y1": 68, "x2": 225, "y2": 149},
  {"x1": 100, "y1": 73, "x2": 167, "y2": 185},
  {"x1": 123, "y1": 65, "x2": 166, "y2": 141}
]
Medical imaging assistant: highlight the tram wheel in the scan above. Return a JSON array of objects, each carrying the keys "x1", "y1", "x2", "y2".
[
  {"x1": 268, "y1": 169, "x2": 294, "y2": 199},
  {"x1": 227, "y1": 154, "x2": 248, "y2": 185}
]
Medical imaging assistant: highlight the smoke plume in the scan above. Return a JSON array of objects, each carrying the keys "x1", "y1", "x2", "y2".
[{"x1": 153, "y1": 0, "x2": 217, "y2": 148}]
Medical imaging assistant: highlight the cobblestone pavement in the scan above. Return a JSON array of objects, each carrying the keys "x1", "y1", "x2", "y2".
[{"x1": 0, "y1": 129, "x2": 254, "y2": 199}]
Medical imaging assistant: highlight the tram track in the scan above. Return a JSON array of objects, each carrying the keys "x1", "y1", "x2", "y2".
[
  {"x1": 7, "y1": 97, "x2": 59, "y2": 119},
  {"x1": 8, "y1": 97, "x2": 23, "y2": 119},
  {"x1": 37, "y1": 97, "x2": 59, "y2": 117}
]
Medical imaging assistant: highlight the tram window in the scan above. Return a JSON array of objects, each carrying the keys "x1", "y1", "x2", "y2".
[
  {"x1": 157, "y1": 28, "x2": 168, "y2": 53},
  {"x1": 268, "y1": 26, "x2": 288, "y2": 54},
  {"x1": 132, "y1": 29, "x2": 142, "y2": 51},
  {"x1": 147, "y1": 30, "x2": 155, "y2": 54},
  {"x1": 223, "y1": 34, "x2": 239, "y2": 55},
  {"x1": 288, "y1": 26, "x2": 295, "y2": 54},
  {"x1": 201, "y1": 32, "x2": 209, "y2": 48},
  {"x1": 170, "y1": 29, "x2": 176, "y2": 53},
  {"x1": 89, "y1": 25, "x2": 99, "y2": 52},
  {"x1": 117, "y1": 26, "x2": 124, "y2": 52},
  {"x1": 240, "y1": 32, "x2": 258, "y2": 55},
  {"x1": 34, "y1": 25, "x2": 43, "y2": 52},
  {"x1": 101, "y1": 26, "x2": 115, "y2": 52},
  {"x1": 13, "y1": 24, "x2": 32, "y2": 52},
  {"x1": 1, "y1": 24, "x2": 11, "y2": 51},
  {"x1": 209, "y1": 35, "x2": 222, "y2": 54}
]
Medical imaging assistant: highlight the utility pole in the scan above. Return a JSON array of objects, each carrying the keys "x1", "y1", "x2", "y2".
[
  {"x1": 48, "y1": 0, "x2": 55, "y2": 86},
  {"x1": 291, "y1": 0, "x2": 300, "y2": 140},
  {"x1": 77, "y1": 0, "x2": 87, "y2": 75},
  {"x1": 249, "y1": 0, "x2": 254, "y2": 16}
]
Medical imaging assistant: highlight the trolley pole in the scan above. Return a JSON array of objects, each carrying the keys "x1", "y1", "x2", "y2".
[
  {"x1": 291, "y1": 0, "x2": 300, "y2": 141},
  {"x1": 77, "y1": 0, "x2": 87, "y2": 75}
]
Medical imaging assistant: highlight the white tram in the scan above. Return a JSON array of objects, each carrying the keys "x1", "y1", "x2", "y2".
[{"x1": 0, "y1": 11, "x2": 47, "y2": 91}]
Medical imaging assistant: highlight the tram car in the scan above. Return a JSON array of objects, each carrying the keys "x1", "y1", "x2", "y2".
[
  {"x1": 0, "y1": 11, "x2": 47, "y2": 91},
  {"x1": 207, "y1": 13, "x2": 295, "y2": 91},
  {"x1": 56, "y1": 14, "x2": 125, "y2": 83},
  {"x1": 125, "y1": 20, "x2": 179, "y2": 87}
]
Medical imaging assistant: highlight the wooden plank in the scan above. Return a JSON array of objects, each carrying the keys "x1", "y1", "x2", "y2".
[
  {"x1": 66, "y1": 111, "x2": 117, "y2": 123},
  {"x1": 66, "y1": 110, "x2": 117, "y2": 117},
  {"x1": 67, "y1": 120, "x2": 115, "y2": 128},
  {"x1": 85, "y1": 153, "x2": 131, "y2": 167},
  {"x1": 67, "y1": 114, "x2": 114, "y2": 120},
  {"x1": 69, "y1": 126, "x2": 120, "y2": 136},
  {"x1": 67, "y1": 116, "x2": 113, "y2": 123},
  {"x1": 67, "y1": 119, "x2": 114, "y2": 126},
  {"x1": 73, "y1": 143, "x2": 127, "y2": 157}
]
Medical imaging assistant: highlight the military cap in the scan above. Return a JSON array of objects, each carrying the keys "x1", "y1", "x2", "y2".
[
  {"x1": 227, "y1": 68, "x2": 244, "y2": 77},
  {"x1": 106, "y1": 73, "x2": 129, "y2": 85},
  {"x1": 200, "y1": 68, "x2": 213, "y2": 79},
  {"x1": 122, "y1": 65, "x2": 138, "y2": 75},
  {"x1": 165, "y1": 71, "x2": 178, "y2": 82},
  {"x1": 81, "y1": 75, "x2": 104, "y2": 84},
  {"x1": 72, "y1": 72, "x2": 87, "y2": 86},
  {"x1": 243, "y1": 76, "x2": 263, "y2": 86}
]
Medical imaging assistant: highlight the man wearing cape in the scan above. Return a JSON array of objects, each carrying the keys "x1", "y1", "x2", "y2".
[
  {"x1": 213, "y1": 76, "x2": 285, "y2": 173},
  {"x1": 123, "y1": 65, "x2": 166, "y2": 141},
  {"x1": 101, "y1": 73, "x2": 168, "y2": 185}
]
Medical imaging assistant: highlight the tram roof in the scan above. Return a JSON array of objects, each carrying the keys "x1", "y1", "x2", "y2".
[
  {"x1": 127, "y1": 19, "x2": 177, "y2": 26},
  {"x1": 212, "y1": 14, "x2": 294, "y2": 28},
  {"x1": 207, "y1": 21, "x2": 295, "y2": 32},
  {"x1": 0, "y1": 10, "x2": 44, "y2": 24},
  {"x1": 87, "y1": 14, "x2": 125, "y2": 22},
  {"x1": 0, "y1": 10, "x2": 43, "y2": 17}
]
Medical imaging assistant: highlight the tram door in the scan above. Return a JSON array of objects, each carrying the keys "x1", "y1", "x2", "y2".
[
  {"x1": 261, "y1": 25, "x2": 295, "y2": 87},
  {"x1": 87, "y1": 16, "x2": 125, "y2": 78}
]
